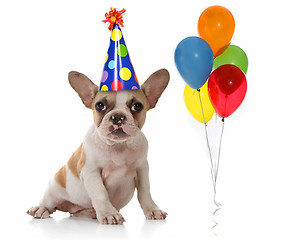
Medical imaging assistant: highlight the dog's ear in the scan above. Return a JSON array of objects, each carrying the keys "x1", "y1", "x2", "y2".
[
  {"x1": 141, "y1": 69, "x2": 170, "y2": 109},
  {"x1": 68, "y1": 71, "x2": 98, "y2": 108}
]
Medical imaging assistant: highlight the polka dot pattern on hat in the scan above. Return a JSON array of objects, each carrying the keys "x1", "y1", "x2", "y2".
[{"x1": 99, "y1": 24, "x2": 140, "y2": 91}]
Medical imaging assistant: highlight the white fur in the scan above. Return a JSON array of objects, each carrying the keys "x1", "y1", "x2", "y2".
[{"x1": 115, "y1": 91, "x2": 129, "y2": 110}]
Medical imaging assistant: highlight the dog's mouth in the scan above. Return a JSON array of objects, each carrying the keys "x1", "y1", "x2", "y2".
[{"x1": 108, "y1": 126, "x2": 129, "y2": 138}]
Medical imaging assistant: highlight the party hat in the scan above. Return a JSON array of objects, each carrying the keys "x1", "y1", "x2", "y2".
[{"x1": 100, "y1": 8, "x2": 140, "y2": 91}]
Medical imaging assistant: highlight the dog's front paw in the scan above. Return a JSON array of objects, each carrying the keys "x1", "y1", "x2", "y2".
[
  {"x1": 143, "y1": 208, "x2": 167, "y2": 220},
  {"x1": 27, "y1": 206, "x2": 51, "y2": 219},
  {"x1": 96, "y1": 208, "x2": 125, "y2": 224}
]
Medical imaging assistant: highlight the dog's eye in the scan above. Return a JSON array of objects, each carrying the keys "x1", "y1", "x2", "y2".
[
  {"x1": 95, "y1": 102, "x2": 106, "y2": 112},
  {"x1": 131, "y1": 102, "x2": 143, "y2": 113}
]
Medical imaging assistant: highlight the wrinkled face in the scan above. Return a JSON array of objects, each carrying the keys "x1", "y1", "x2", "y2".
[{"x1": 91, "y1": 90, "x2": 150, "y2": 143}]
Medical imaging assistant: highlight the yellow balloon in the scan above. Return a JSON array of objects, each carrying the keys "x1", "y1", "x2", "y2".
[{"x1": 183, "y1": 81, "x2": 215, "y2": 123}]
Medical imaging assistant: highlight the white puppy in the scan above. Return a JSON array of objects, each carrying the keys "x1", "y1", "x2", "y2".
[{"x1": 27, "y1": 69, "x2": 170, "y2": 224}]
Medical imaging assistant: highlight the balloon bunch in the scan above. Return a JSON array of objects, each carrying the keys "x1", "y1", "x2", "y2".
[
  {"x1": 175, "y1": 5, "x2": 247, "y2": 122},
  {"x1": 175, "y1": 5, "x2": 248, "y2": 231}
]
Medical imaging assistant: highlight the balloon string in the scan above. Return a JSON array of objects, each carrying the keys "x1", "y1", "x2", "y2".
[
  {"x1": 196, "y1": 89, "x2": 216, "y2": 189},
  {"x1": 215, "y1": 118, "x2": 225, "y2": 184},
  {"x1": 212, "y1": 195, "x2": 222, "y2": 236},
  {"x1": 196, "y1": 89, "x2": 224, "y2": 236},
  {"x1": 212, "y1": 119, "x2": 225, "y2": 236}
]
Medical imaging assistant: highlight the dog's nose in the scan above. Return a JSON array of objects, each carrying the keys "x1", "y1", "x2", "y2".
[{"x1": 110, "y1": 113, "x2": 127, "y2": 126}]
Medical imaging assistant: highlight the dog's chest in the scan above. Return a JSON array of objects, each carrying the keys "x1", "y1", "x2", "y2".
[
  {"x1": 100, "y1": 146, "x2": 138, "y2": 184},
  {"x1": 101, "y1": 160, "x2": 136, "y2": 185},
  {"x1": 100, "y1": 152, "x2": 138, "y2": 209}
]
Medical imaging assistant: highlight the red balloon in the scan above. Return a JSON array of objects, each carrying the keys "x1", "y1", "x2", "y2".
[{"x1": 208, "y1": 64, "x2": 247, "y2": 118}]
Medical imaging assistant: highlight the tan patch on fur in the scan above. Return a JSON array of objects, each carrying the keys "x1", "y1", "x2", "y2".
[
  {"x1": 91, "y1": 91, "x2": 117, "y2": 110},
  {"x1": 92, "y1": 91, "x2": 116, "y2": 127},
  {"x1": 55, "y1": 165, "x2": 66, "y2": 188},
  {"x1": 126, "y1": 90, "x2": 150, "y2": 129},
  {"x1": 67, "y1": 144, "x2": 86, "y2": 179}
]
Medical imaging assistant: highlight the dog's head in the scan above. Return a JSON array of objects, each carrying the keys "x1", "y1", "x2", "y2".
[{"x1": 69, "y1": 69, "x2": 170, "y2": 144}]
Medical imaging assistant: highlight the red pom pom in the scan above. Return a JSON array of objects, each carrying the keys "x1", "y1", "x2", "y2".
[{"x1": 103, "y1": 7, "x2": 126, "y2": 31}]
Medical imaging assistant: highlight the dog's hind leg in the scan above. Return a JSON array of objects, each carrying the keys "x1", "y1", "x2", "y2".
[
  {"x1": 27, "y1": 176, "x2": 68, "y2": 218},
  {"x1": 72, "y1": 208, "x2": 97, "y2": 219}
]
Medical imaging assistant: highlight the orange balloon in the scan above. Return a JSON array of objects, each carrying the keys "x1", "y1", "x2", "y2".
[{"x1": 198, "y1": 6, "x2": 235, "y2": 57}]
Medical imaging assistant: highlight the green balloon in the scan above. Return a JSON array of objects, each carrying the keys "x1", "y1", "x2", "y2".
[{"x1": 214, "y1": 45, "x2": 248, "y2": 74}]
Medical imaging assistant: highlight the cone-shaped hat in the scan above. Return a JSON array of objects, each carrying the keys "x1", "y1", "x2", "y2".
[{"x1": 100, "y1": 8, "x2": 140, "y2": 91}]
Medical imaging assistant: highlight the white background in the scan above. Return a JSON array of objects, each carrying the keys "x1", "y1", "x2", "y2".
[{"x1": 0, "y1": 0, "x2": 296, "y2": 239}]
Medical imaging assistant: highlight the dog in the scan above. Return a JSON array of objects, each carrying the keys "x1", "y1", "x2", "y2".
[{"x1": 27, "y1": 69, "x2": 170, "y2": 224}]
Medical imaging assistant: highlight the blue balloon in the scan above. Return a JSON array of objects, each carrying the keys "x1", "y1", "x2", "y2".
[{"x1": 175, "y1": 36, "x2": 214, "y2": 89}]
